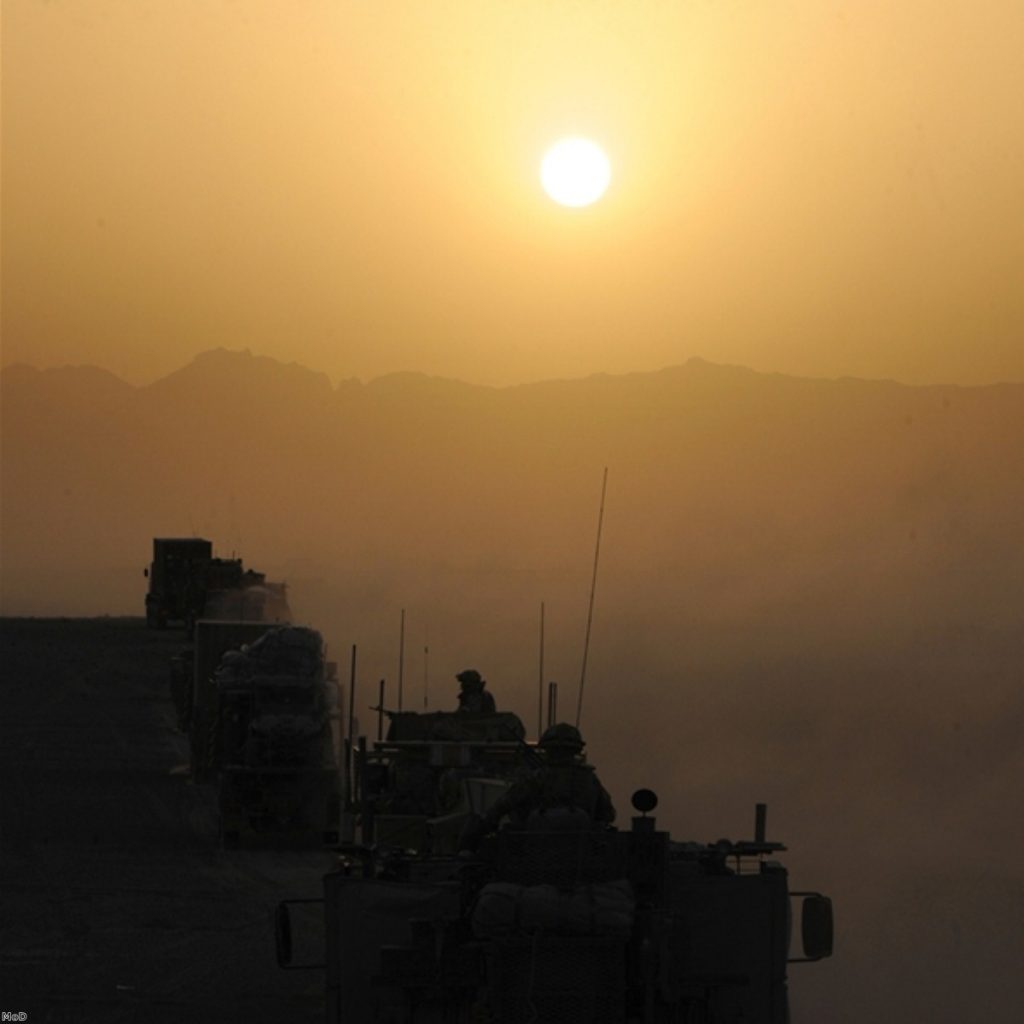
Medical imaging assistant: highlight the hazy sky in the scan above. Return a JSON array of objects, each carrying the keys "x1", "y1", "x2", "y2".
[{"x1": 4, "y1": 0, "x2": 1023, "y2": 386}]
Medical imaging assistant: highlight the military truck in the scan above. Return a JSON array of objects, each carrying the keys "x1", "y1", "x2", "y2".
[
  {"x1": 145, "y1": 538, "x2": 214, "y2": 628},
  {"x1": 171, "y1": 619, "x2": 276, "y2": 776},
  {"x1": 210, "y1": 625, "x2": 342, "y2": 847},
  {"x1": 144, "y1": 537, "x2": 290, "y2": 629},
  {"x1": 276, "y1": 714, "x2": 833, "y2": 1023},
  {"x1": 173, "y1": 621, "x2": 342, "y2": 845}
]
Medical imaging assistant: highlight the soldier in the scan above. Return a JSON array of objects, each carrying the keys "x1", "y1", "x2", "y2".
[
  {"x1": 455, "y1": 669, "x2": 496, "y2": 714},
  {"x1": 461, "y1": 723, "x2": 615, "y2": 849}
]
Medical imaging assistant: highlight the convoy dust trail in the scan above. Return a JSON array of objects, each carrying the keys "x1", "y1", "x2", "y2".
[{"x1": 0, "y1": 618, "x2": 332, "y2": 1023}]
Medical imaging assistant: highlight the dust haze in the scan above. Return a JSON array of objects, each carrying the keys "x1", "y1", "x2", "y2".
[
  {"x1": 3, "y1": 350, "x2": 1023, "y2": 1021},
  {"x1": 5, "y1": 0, "x2": 1023, "y2": 1016}
]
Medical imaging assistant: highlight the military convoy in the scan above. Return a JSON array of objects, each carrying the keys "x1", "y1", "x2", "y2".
[
  {"x1": 276, "y1": 708, "x2": 833, "y2": 1023},
  {"x1": 147, "y1": 538, "x2": 833, "y2": 1016}
]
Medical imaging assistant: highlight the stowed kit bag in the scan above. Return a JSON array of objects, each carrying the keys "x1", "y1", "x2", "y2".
[{"x1": 472, "y1": 879, "x2": 634, "y2": 939}]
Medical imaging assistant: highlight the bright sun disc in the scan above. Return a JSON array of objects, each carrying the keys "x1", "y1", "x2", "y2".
[{"x1": 540, "y1": 137, "x2": 611, "y2": 208}]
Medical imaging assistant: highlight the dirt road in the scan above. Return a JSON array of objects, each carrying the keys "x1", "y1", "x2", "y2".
[{"x1": 0, "y1": 618, "x2": 334, "y2": 1023}]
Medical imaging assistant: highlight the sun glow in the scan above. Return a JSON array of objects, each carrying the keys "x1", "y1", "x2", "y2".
[{"x1": 540, "y1": 137, "x2": 611, "y2": 208}]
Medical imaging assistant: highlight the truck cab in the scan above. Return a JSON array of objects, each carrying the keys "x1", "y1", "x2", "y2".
[{"x1": 144, "y1": 537, "x2": 213, "y2": 628}]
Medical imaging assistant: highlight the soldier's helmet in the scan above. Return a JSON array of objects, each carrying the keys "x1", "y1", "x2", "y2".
[
  {"x1": 456, "y1": 668, "x2": 484, "y2": 690},
  {"x1": 539, "y1": 722, "x2": 585, "y2": 753}
]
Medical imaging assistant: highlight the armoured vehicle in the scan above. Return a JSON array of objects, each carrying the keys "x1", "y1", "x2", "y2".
[
  {"x1": 144, "y1": 537, "x2": 289, "y2": 629},
  {"x1": 346, "y1": 709, "x2": 531, "y2": 855},
  {"x1": 276, "y1": 712, "x2": 833, "y2": 1022}
]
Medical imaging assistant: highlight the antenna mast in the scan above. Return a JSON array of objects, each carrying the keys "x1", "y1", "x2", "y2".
[
  {"x1": 397, "y1": 608, "x2": 406, "y2": 711},
  {"x1": 575, "y1": 467, "x2": 608, "y2": 729},
  {"x1": 537, "y1": 601, "x2": 546, "y2": 739},
  {"x1": 346, "y1": 644, "x2": 357, "y2": 805},
  {"x1": 423, "y1": 629, "x2": 430, "y2": 709}
]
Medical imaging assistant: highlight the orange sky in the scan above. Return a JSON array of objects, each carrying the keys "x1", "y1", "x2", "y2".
[{"x1": 3, "y1": 0, "x2": 1023, "y2": 386}]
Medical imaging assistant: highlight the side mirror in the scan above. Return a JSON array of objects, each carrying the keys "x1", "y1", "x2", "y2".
[
  {"x1": 143, "y1": 568, "x2": 149, "y2": 578},
  {"x1": 274, "y1": 899, "x2": 325, "y2": 970},
  {"x1": 790, "y1": 892, "x2": 834, "y2": 962}
]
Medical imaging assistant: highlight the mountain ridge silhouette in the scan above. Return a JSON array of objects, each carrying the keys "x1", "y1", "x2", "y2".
[
  {"x1": 3, "y1": 345, "x2": 1021, "y2": 625},
  {"x1": 7, "y1": 346, "x2": 1022, "y2": 397}
]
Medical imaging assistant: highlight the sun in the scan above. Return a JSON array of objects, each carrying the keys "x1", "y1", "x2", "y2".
[{"x1": 540, "y1": 137, "x2": 611, "y2": 208}]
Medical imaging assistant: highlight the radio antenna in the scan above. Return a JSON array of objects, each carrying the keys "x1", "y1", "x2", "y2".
[
  {"x1": 423, "y1": 628, "x2": 430, "y2": 709},
  {"x1": 346, "y1": 644, "x2": 357, "y2": 805},
  {"x1": 575, "y1": 467, "x2": 608, "y2": 729},
  {"x1": 537, "y1": 601, "x2": 546, "y2": 739},
  {"x1": 397, "y1": 608, "x2": 406, "y2": 711}
]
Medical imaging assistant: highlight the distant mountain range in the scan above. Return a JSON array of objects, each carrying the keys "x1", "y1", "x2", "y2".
[{"x1": 4, "y1": 348, "x2": 1022, "y2": 634}]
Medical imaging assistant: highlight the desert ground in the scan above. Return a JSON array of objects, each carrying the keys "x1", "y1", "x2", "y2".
[{"x1": 0, "y1": 617, "x2": 332, "y2": 1023}]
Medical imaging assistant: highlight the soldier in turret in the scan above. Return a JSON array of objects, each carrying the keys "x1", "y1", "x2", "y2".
[
  {"x1": 461, "y1": 723, "x2": 614, "y2": 849},
  {"x1": 455, "y1": 669, "x2": 496, "y2": 714}
]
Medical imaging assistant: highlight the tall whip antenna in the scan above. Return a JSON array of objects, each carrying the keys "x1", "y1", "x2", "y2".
[
  {"x1": 576, "y1": 467, "x2": 608, "y2": 729},
  {"x1": 537, "y1": 601, "x2": 546, "y2": 739},
  {"x1": 397, "y1": 608, "x2": 406, "y2": 711},
  {"x1": 346, "y1": 644, "x2": 357, "y2": 805}
]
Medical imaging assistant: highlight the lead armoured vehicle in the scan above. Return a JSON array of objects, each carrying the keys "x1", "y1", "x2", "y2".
[
  {"x1": 276, "y1": 711, "x2": 833, "y2": 1023},
  {"x1": 144, "y1": 537, "x2": 290, "y2": 630},
  {"x1": 145, "y1": 538, "x2": 214, "y2": 628}
]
